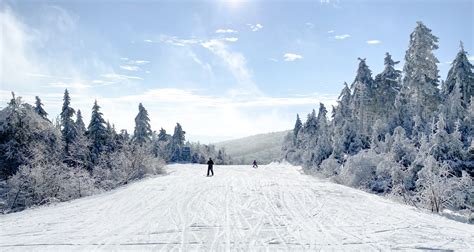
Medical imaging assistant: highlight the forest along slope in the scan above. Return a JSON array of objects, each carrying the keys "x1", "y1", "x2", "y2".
[{"x1": 0, "y1": 163, "x2": 473, "y2": 251}]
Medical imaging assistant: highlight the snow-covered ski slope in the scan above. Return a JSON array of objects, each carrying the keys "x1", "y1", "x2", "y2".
[{"x1": 1, "y1": 163, "x2": 473, "y2": 251}]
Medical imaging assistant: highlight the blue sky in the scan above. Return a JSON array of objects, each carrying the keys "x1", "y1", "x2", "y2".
[{"x1": 1, "y1": 0, "x2": 473, "y2": 143}]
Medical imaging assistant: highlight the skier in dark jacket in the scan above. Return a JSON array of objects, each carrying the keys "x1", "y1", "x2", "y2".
[
  {"x1": 207, "y1": 158, "x2": 214, "y2": 177},
  {"x1": 253, "y1": 160, "x2": 258, "y2": 168}
]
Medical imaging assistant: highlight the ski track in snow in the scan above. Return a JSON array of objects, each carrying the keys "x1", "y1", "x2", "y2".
[{"x1": 1, "y1": 163, "x2": 473, "y2": 251}]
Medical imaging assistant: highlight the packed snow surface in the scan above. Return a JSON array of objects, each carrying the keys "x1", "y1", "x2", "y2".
[{"x1": 1, "y1": 163, "x2": 473, "y2": 251}]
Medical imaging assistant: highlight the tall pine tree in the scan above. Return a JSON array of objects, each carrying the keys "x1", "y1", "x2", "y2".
[
  {"x1": 132, "y1": 103, "x2": 152, "y2": 145},
  {"x1": 293, "y1": 114, "x2": 302, "y2": 145},
  {"x1": 170, "y1": 123, "x2": 186, "y2": 162},
  {"x1": 60, "y1": 89, "x2": 77, "y2": 155},
  {"x1": 444, "y1": 41, "x2": 474, "y2": 108},
  {"x1": 350, "y1": 58, "x2": 375, "y2": 137},
  {"x1": 403, "y1": 21, "x2": 440, "y2": 122},
  {"x1": 87, "y1": 100, "x2": 107, "y2": 164},
  {"x1": 374, "y1": 53, "x2": 402, "y2": 121},
  {"x1": 75, "y1": 109, "x2": 86, "y2": 134}
]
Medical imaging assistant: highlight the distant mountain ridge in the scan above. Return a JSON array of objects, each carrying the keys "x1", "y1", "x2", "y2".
[{"x1": 214, "y1": 130, "x2": 290, "y2": 165}]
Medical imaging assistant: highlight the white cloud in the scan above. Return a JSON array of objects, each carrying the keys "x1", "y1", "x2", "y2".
[
  {"x1": 120, "y1": 65, "x2": 140, "y2": 71},
  {"x1": 247, "y1": 23, "x2": 263, "y2": 32},
  {"x1": 120, "y1": 57, "x2": 129, "y2": 60},
  {"x1": 269, "y1": 58, "x2": 279, "y2": 62},
  {"x1": 144, "y1": 39, "x2": 153, "y2": 43},
  {"x1": 160, "y1": 35, "x2": 200, "y2": 46},
  {"x1": 334, "y1": 34, "x2": 351, "y2": 40},
  {"x1": 283, "y1": 53, "x2": 303, "y2": 62},
  {"x1": 468, "y1": 56, "x2": 474, "y2": 61},
  {"x1": 216, "y1": 28, "x2": 237, "y2": 34},
  {"x1": 130, "y1": 60, "x2": 150, "y2": 65},
  {"x1": 327, "y1": 30, "x2": 334, "y2": 33},
  {"x1": 0, "y1": 6, "x2": 126, "y2": 95},
  {"x1": 366, "y1": 40, "x2": 381, "y2": 44},
  {"x1": 101, "y1": 73, "x2": 144, "y2": 81},
  {"x1": 223, "y1": 37, "x2": 239, "y2": 42},
  {"x1": 306, "y1": 22, "x2": 314, "y2": 29}
]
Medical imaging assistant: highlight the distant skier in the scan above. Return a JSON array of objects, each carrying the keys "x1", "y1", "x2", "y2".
[
  {"x1": 207, "y1": 158, "x2": 214, "y2": 177},
  {"x1": 253, "y1": 160, "x2": 258, "y2": 168}
]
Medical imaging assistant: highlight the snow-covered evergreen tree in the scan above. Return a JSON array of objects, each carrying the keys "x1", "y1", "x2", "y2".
[
  {"x1": 87, "y1": 100, "x2": 107, "y2": 165},
  {"x1": 105, "y1": 121, "x2": 118, "y2": 152},
  {"x1": 444, "y1": 41, "x2": 474, "y2": 108},
  {"x1": 390, "y1": 126, "x2": 416, "y2": 168},
  {"x1": 293, "y1": 114, "x2": 302, "y2": 145},
  {"x1": 460, "y1": 98, "x2": 474, "y2": 147},
  {"x1": 312, "y1": 103, "x2": 332, "y2": 166},
  {"x1": 443, "y1": 82, "x2": 467, "y2": 133},
  {"x1": 332, "y1": 82, "x2": 365, "y2": 159},
  {"x1": 374, "y1": 53, "x2": 401, "y2": 121},
  {"x1": 132, "y1": 103, "x2": 152, "y2": 145},
  {"x1": 390, "y1": 85, "x2": 414, "y2": 135},
  {"x1": 429, "y1": 114, "x2": 464, "y2": 176},
  {"x1": 371, "y1": 119, "x2": 388, "y2": 153},
  {"x1": 170, "y1": 123, "x2": 186, "y2": 162},
  {"x1": 60, "y1": 89, "x2": 77, "y2": 155},
  {"x1": 158, "y1": 128, "x2": 169, "y2": 142},
  {"x1": 75, "y1": 109, "x2": 86, "y2": 134},
  {"x1": 34, "y1": 96, "x2": 48, "y2": 121},
  {"x1": 403, "y1": 21, "x2": 441, "y2": 122},
  {"x1": 350, "y1": 58, "x2": 375, "y2": 137},
  {"x1": 0, "y1": 94, "x2": 62, "y2": 179}
]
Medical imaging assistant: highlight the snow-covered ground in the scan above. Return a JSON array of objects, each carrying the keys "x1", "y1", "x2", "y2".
[{"x1": 1, "y1": 163, "x2": 473, "y2": 251}]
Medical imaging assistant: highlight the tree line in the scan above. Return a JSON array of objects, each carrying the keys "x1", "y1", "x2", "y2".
[
  {"x1": 0, "y1": 90, "x2": 231, "y2": 212},
  {"x1": 282, "y1": 22, "x2": 473, "y2": 216}
]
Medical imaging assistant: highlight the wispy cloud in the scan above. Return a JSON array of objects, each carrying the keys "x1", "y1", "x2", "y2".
[
  {"x1": 283, "y1": 53, "x2": 303, "y2": 62},
  {"x1": 327, "y1": 30, "x2": 334, "y2": 34},
  {"x1": 216, "y1": 28, "x2": 237, "y2": 34},
  {"x1": 101, "y1": 73, "x2": 144, "y2": 81},
  {"x1": 366, "y1": 40, "x2": 381, "y2": 44},
  {"x1": 160, "y1": 35, "x2": 200, "y2": 46},
  {"x1": 306, "y1": 22, "x2": 314, "y2": 29},
  {"x1": 130, "y1": 60, "x2": 150, "y2": 65},
  {"x1": 201, "y1": 39, "x2": 260, "y2": 96},
  {"x1": 144, "y1": 39, "x2": 153, "y2": 43},
  {"x1": 120, "y1": 65, "x2": 140, "y2": 71},
  {"x1": 247, "y1": 23, "x2": 263, "y2": 32},
  {"x1": 469, "y1": 56, "x2": 474, "y2": 62},
  {"x1": 1, "y1": 7, "x2": 43, "y2": 87},
  {"x1": 269, "y1": 58, "x2": 279, "y2": 62},
  {"x1": 334, "y1": 34, "x2": 351, "y2": 40},
  {"x1": 187, "y1": 50, "x2": 214, "y2": 76},
  {"x1": 223, "y1": 37, "x2": 238, "y2": 42}
]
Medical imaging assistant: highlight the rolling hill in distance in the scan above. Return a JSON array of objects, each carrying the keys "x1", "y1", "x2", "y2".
[{"x1": 214, "y1": 130, "x2": 290, "y2": 165}]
